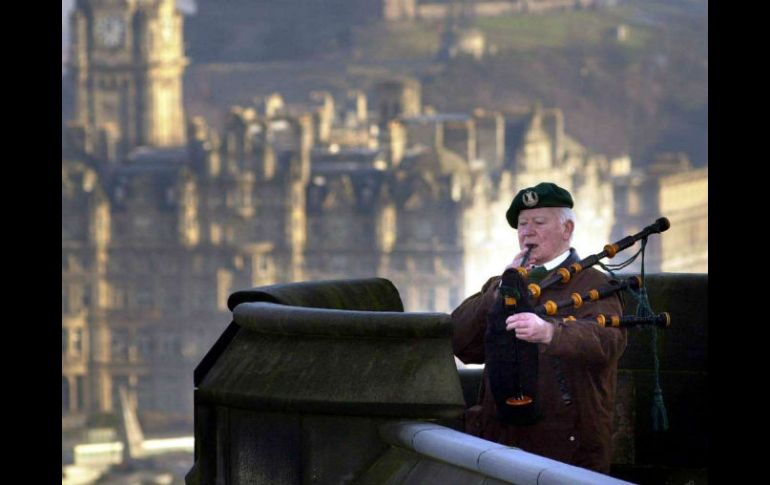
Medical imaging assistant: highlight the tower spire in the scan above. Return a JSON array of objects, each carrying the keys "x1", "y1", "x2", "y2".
[{"x1": 69, "y1": 0, "x2": 188, "y2": 160}]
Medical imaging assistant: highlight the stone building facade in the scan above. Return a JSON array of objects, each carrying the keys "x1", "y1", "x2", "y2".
[
  {"x1": 610, "y1": 153, "x2": 708, "y2": 274},
  {"x1": 62, "y1": 0, "x2": 702, "y2": 427}
]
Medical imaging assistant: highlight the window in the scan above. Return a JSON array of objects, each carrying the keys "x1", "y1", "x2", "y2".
[
  {"x1": 82, "y1": 286, "x2": 91, "y2": 308},
  {"x1": 158, "y1": 333, "x2": 181, "y2": 358},
  {"x1": 109, "y1": 285, "x2": 126, "y2": 309},
  {"x1": 412, "y1": 218, "x2": 432, "y2": 241},
  {"x1": 135, "y1": 287, "x2": 154, "y2": 309},
  {"x1": 62, "y1": 377, "x2": 70, "y2": 412},
  {"x1": 136, "y1": 330, "x2": 153, "y2": 361},
  {"x1": 71, "y1": 328, "x2": 83, "y2": 356},
  {"x1": 137, "y1": 375, "x2": 154, "y2": 411},
  {"x1": 76, "y1": 375, "x2": 86, "y2": 411},
  {"x1": 111, "y1": 330, "x2": 129, "y2": 361}
]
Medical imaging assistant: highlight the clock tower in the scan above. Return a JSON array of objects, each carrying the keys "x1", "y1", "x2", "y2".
[{"x1": 70, "y1": 0, "x2": 188, "y2": 157}]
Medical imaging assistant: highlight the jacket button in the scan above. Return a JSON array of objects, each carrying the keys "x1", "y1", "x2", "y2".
[{"x1": 569, "y1": 435, "x2": 575, "y2": 442}]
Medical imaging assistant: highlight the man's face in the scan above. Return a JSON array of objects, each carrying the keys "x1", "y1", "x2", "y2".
[{"x1": 516, "y1": 207, "x2": 574, "y2": 265}]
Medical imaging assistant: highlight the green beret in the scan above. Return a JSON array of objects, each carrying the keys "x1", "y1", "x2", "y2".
[{"x1": 506, "y1": 182, "x2": 574, "y2": 228}]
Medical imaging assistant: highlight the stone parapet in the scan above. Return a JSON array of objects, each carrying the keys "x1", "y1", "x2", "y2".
[{"x1": 187, "y1": 277, "x2": 465, "y2": 484}]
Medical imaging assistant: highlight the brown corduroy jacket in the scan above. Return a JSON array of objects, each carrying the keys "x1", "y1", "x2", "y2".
[{"x1": 452, "y1": 249, "x2": 627, "y2": 474}]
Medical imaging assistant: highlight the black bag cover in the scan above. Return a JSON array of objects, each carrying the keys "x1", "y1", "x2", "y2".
[{"x1": 484, "y1": 268, "x2": 542, "y2": 425}]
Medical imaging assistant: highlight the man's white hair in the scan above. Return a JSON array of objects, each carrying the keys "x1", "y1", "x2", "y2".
[{"x1": 557, "y1": 207, "x2": 576, "y2": 242}]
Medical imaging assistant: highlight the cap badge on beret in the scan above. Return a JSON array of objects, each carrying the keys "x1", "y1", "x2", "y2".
[
  {"x1": 522, "y1": 190, "x2": 538, "y2": 207},
  {"x1": 505, "y1": 181, "x2": 574, "y2": 229}
]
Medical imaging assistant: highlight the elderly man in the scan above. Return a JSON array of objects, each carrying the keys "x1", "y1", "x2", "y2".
[{"x1": 452, "y1": 182, "x2": 627, "y2": 474}]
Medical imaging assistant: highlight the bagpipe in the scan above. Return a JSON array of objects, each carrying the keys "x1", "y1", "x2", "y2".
[{"x1": 484, "y1": 217, "x2": 671, "y2": 426}]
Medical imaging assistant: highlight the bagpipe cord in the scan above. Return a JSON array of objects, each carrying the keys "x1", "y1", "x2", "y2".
[{"x1": 598, "y1": 237, "x2": 668, "y2": 432}]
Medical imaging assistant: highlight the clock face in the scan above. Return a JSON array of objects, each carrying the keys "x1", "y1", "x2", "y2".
[{"x1": 95, "y1": 15, "x2": 125, "y2": 48}]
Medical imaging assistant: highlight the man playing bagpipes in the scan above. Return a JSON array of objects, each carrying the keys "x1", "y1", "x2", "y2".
[{"x1": 452, "y1": 182, "x2": 633, "y2": 474}]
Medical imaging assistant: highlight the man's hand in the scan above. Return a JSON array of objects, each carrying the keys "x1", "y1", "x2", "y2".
[
  {"x1": 505, "y1": 247, "x2": 534, "y2": 272},
  {"x1": 505, "y1": 312, "x2": 554, "y2": 344}
]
